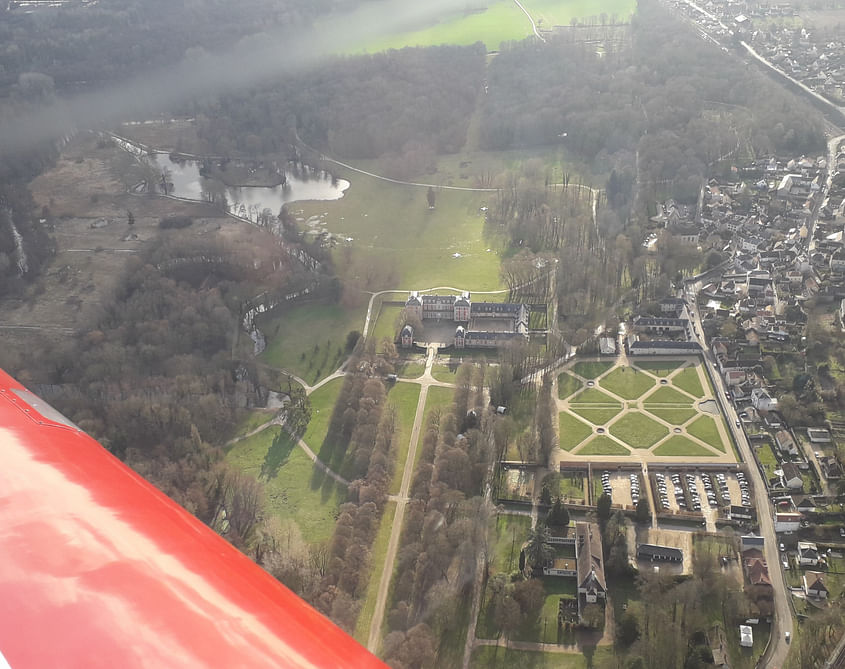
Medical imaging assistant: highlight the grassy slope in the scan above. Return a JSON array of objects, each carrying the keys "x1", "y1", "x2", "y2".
[
  {"x1": 298, "y1": 173, "x2": 505, "y2": 290},
  {"x1": 354, "y1": 501, "x2": 397, "y2": 644},
  {"x1": 386, "y1": 382, "x2": 423, "y2": 494},
  {"x1": 259, "y1": 304, "x2": 365, "y2": 384},
  {"x1": 225, "y1": 427, "x2": 344, "y2": 544}
]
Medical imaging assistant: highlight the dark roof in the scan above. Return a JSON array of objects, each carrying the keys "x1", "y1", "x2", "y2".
[
  {"x1": 576, "y1": 523, "x2": 606, "y2": 593},
  {"x1": 464, "y1": 330, "x2": 525, "y2": 341},
  {"x1": 638, "y1": 544, "x2": 683, "y2": 561},
  {"x1": 633, "y1": 316, "x2": 689, "y2": 326},
  {"x1": 630, "y1": 340, "x2": 702, "y2": 351},
  {"x1": 471, "y1": 302, "x2": 523, "y2": 314},
  {"x1": 401, "y1": 325, "x2": 413, "y2": 336}
]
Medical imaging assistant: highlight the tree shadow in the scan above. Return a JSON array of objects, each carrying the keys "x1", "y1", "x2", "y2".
[{"x1": 260, "y1": 431, "x2": 295, "y2": 480}]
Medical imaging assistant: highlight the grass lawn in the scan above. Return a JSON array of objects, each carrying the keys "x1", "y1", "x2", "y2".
[
  {"x1": 301, "y1": 377, "x2": 345, "y2": 451},
  {"x1": 298, "y1": 170, "x2": 505, "y2": 290},
  {"x1": 491, "y1": 514, "x2": 532, "y2": 575},
  {"x1": 644, "y1": 386, "x2": 694, "y2": 405},
  {"x1": 645, "y1": 406, "x2": 697, "y2": 424},
  {"x1": 355, "y1": 0, "x2": 532, "y2": 52},
  {"x1": 558, "y1": 472, "x2": 585, "y2": 500},
  {"x1": 396, "y1": 358, "x2": 425, "y2": 378},
  {"x1": 653, "y1": 435, "x2": 718, "y2": 457},
  {"x1": 557, "y1": 372, "x2": 582, "y2": 399},
  {"x1": 432, "y1": 363, "x2": 458, "y2": 383},
  {"x1": 418, "y1": 385, "x2": 455, "y2": 468},
  {"x1": 259, "y1": 303, "x2": 364, "y2": 384},
  {"x1": 599, "y1": 366, "x2": 656, "y2": 400},
  {"x1": 558, "y1": 412, "x2": 594, "y2": 451},
  {"x1": 571, "y1": 360, "x2": 614, "y2": 379},
  {"x1": 354, "y1": 501, "x2": 396, "y2": 644},
  {"x1": 386, "y1": 382, "x2": 422, "y2": 494},
  {"x1": 569, "y1": 387, "x2": 620, "y2": 405},
  {"x1": 635, "y1": 360, "x2": 684, "y2": 376},
  {"x1": 225, "y1": 427, "x2": 344, "y2": 544},
  {"x1": 754, "y1": 442, "x2": 779, "y2": 477},
  {"x1": 470, "y1": 646, "x2": 611, "y2": 668},
  {"x1": 609, "y1": 411, "x2": 669, "y2": 449},
  {"x1": 523, "y1": 0, "x2": 635, "y2": 26},
  {"x1": 672, "y1": 367, "x2": 705, "y2": 398},
  {"x1": 569, "y1": 406, "x2": 622, "y2": 425},
  {"x1": 531, "y1": 577, "x2": 578, "y2": 644},
  {"x1": 576, "y1": 435, "x2": 630, "y2": 456},
  {"x1": 231, "y1": 409, "x2": 275, "y2": 439},
  {"x1": 686, "y1": 415, "x2": 726, "y2": 451},
  {"x1": 370, "y1": 303, "x2": 404, "y2": 349}
]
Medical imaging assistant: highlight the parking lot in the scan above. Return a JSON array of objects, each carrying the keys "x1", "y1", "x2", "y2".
[{"x1": 598, "y1": 470, "x2": 642, "y2": 508}]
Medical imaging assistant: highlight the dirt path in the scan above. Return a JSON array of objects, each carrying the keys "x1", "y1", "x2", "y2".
[{"x1": 366, "y1": 345, "x2": 439, "y2": 652}]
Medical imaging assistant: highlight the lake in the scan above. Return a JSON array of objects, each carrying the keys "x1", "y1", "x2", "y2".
[{"x1": 149, "y1": 152, "x2": 350, "y2": 223}]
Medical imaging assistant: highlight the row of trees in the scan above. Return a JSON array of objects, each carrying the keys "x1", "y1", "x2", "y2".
[{"x1": 383, "y1": 377, "x2": 496, "y2": 668}]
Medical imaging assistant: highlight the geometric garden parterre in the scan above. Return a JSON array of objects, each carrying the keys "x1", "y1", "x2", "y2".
[{"x1": 556, "y1": 357, "x2": 735, "y2": 461}]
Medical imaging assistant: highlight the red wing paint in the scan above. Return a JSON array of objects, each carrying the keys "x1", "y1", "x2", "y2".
[{"x1": 0, "y1": 370, "x2": 387, "y2": 668}]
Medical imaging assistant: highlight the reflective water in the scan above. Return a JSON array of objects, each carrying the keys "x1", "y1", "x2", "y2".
[{"x1": 150, "y1": 153, "x2": 350, "y2": 222}]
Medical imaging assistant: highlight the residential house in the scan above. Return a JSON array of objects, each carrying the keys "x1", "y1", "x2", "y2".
[
  {"x1": 775, "y1": 430, "x2": 799, "y2": 456},
  {"x1": 782, "y1": 462, "x2": 803, "y2": 490},
  {"x1": 637, "y1": 544, "x2": 683, "y2": 562},
  {"x1": 820, "y1": 456, "x2": 843, "y2": 480},
  {"x1": 804, "y1": 572, "x2": 829, "y2": 599},
  {"x1": 400, "y1": 325, "x2": 414, "y2": 348},
  {"x1": 775, "y1": 512, "x2": 802, "y2": 532},
  {"x1": 797, "y1": 541, "x2": 820, "y2": 566},
  {"x1": 751, "y1": 387, "x2": 778, "y2": 412},
  {"x1": 576, "y1": 522, "x2": 606, "y2": 611}
]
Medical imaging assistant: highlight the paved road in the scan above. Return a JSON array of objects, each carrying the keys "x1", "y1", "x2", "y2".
[{"x1": 687, "y1": 295, "x2": 792, "y2": 668}]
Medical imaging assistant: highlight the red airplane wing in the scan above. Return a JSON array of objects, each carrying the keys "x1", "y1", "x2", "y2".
[{"x1": 0, "y1": 370, "x2": 386, "y2": 668}]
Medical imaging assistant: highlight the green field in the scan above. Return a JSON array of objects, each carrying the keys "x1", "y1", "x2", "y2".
[
  {"x1": 576, "y1": 435, "x2": 629, "y2": 456},
  {"x1": 232, "y1": 409, "x2": 275, "y2": 438},
  {"x1": 432, "y1": 363, "x2": 458, "y2": 383},
  {"x1": 644, "y1": 386, "x2": 694, "y2": 405},
  {"x1": 557, "y1": 372, "x2": 582, "y2": 399},
  {"x1": 356, "y1": 1, "x2": 531, "y2": 52},
  {"x1": 523, "y1": 0, "x2": 636, "y2": 26},
  {"x1": 569, "y1": 406, "x2": 622, "y2": 425},
  {"x1": 259, "y1": 303, "x2": 365, "y2": 384},
  {"x1": 371, "y1": 303, "x2": 404, "y2": 348},
  {"x1": 558, "y1": 472, "x2": 585, "y2": 500},
  {"x1": 491, "y1": 514, "x2": 532, "y2": 575},
  {"x1": 354, "y1": 501, "x2": 396, "y2": 644},
  {"x1": 386, "y1": 382, "x2": 423, "y2": 494},
  {"x1": 297, "y1": 171, "x2": 505, "y2": 290},
  {"x1": 569, "y1": 387, "x2": 620, "y2": 405},
  {"x1": 653, "y1": 435, "x2": 718, "y2": 457},
  {"x1": 225, "y1": 427, "x2": 344, "y2": 544},
  {"x1": 686, "y1": 415, "x2": 725, "y2": 451},
  {"x1": 301, "y1": 377, "x2": 345, "y2": 451},
  {"x1": 635, "y1": 360, "x2": 684, "y2": 376},
  {"x1": 646, "y1": 406, "x2": 697, "y2": 424},
  {"x1": 672, "y1": 366, "x2": 705, "y2": 397},
  {"x1": 470, "y1": 646, "x2": 611, "y2": 669},
  {"x1": 558, "y1": 412, "x2": 594, "y2": 451},
  {"x1": 610, "y1": 411, "x2": 669, "y2": 449},
  {"x1": 571, "y1": 360, "x2": 614, "y2": 379},
  {"x1": 396, "y1": 358, "x2": 425, "y2": 378},
  {"x1": 599, "y1": 366, "x2": 656, "y2": 399}
]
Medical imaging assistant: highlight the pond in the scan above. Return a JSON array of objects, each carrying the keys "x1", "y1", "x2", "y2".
[{"x1": 149, "y1": 152, "x2": 350, "y2": 223}]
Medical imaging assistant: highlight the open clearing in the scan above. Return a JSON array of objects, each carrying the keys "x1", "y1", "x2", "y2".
[
  {"x1": 296, "y1": 169, "x2": 505, "y2": 291},
  {"x1": 259, "y1": 303, "x2": 366, "y2": 385},
  {"x1": 386, "y1": 382, "x2": 422, "y2": 494},
  {"x1": 225, "y1": 427, "x2": 344, "y2": 544}
]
